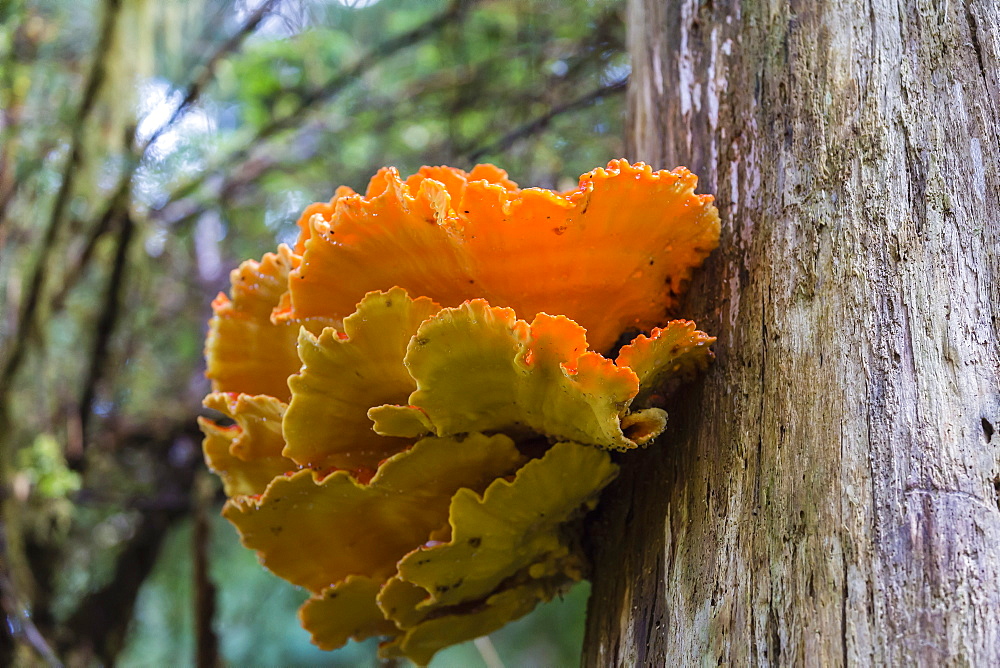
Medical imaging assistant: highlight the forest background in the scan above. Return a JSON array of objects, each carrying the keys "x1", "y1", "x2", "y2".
[{"x1": 0, "y1": 0, "x2": 630, "y2": 665}]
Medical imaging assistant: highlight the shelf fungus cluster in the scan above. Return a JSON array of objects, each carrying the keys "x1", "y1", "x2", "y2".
[{"x1": 200, "y1": 160, "x2": 720, "y2": 664}]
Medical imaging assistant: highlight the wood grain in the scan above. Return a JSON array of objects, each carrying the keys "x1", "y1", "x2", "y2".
[{"x1": 584, "y1": 0, "x2": 1000, "y2": 664}]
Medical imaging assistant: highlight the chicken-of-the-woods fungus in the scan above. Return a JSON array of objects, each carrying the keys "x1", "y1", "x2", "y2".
[{"x1": 200, "y1": 159, "x2": 720, "y2": 665}]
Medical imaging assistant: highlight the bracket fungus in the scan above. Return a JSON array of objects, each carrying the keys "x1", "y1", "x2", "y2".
[{"x1": 200, "y1": 159, "x2": 719, "y2": 664}]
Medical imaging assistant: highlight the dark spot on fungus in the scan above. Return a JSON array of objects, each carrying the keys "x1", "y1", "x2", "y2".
[
  {"x1": 384, "y1": 299, "x2": 393, "y2": 307},
  {"x1": 270, "y1": 527, "x2": 283, "y2": 536},
  {"x1": 983, "y1": 417, "x2": 995, "y2": 443},
  {"x1": 468, "y1": 537, "x2": 481, "y2": 548},
  {"x1": 553, "y1": 226, "x2": 567, "y2": 235},
  {"x1": 415, "y1": 337, "x2": 430, "y2": 346}
]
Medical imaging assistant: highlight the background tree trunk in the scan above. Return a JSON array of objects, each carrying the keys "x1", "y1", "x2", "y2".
[{"x1": 584, "y1": 0, "x2": 1000, "y2": 664}]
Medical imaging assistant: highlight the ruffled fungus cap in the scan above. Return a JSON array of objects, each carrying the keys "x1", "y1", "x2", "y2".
[
  {"x1": 287, "y1": 159, "x2": 718, "y2": 352},
  {"x1": 200, "y1": 160, "x2": 719, "y2": 665}
]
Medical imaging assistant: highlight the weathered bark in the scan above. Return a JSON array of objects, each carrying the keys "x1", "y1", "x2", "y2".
[{"x1": 584, "y1": 0, "x2": 1000, "y2": 665}]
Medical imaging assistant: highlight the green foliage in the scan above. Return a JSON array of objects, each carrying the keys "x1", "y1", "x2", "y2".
[
  {"x1": 120, "y1": 517, "x2": 589, "y2": 667},
  {"x1": 15, "y1": 434, "x2": 81, "y2": 499},
  {"x1": 0, "y1": 0, "x2": 626, "y2": 663}
]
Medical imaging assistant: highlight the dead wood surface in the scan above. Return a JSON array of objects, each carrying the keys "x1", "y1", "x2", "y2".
[{"x1": 584, "y1": 0, "x2": 1000, "y2": 665}]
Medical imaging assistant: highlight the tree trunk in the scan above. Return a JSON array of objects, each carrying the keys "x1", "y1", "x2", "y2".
[{"x1": 584, "y1": 0, "x2": 1000, "y2": 665}]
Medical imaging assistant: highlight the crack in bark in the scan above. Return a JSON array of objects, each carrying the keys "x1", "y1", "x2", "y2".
[
  {"x1": 841, "y1": 540, "x2": 849, "y2": 667},
  {"x1": 767, "y1": 597, "x2": 781, "y2": 662},
  {"x1": 963, "y1": 2, "x2": 990, "y2": 95}
]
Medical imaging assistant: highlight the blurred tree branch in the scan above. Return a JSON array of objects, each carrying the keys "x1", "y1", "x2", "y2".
[
  {"x1": 55, "y1": 417, "x2": 202, "y2": 664},
  {"x1": 139, "y1": 0, "x2": 281, "y2": 152},
  {"x1": 0, "y1": 539, "x2": 62, "y2": 667},
  {"x1": 0, "y1": 2, "x2": 125, "y2": 664},
  {"x1": 465, "y1": 74, "x2": 627, "y2": 162},
  {"x1": 155, "y1": 0, "x2": 476, "y2": 216},
  {"x1": 0, "y1": 0, "x2": 122, "y2": 402},
  {"x1": 193, "y1": 472, "x2": 219, "y2": 668},
  {"x1": 76, "y1": 210, "x2": 134, "y2": 462}
]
